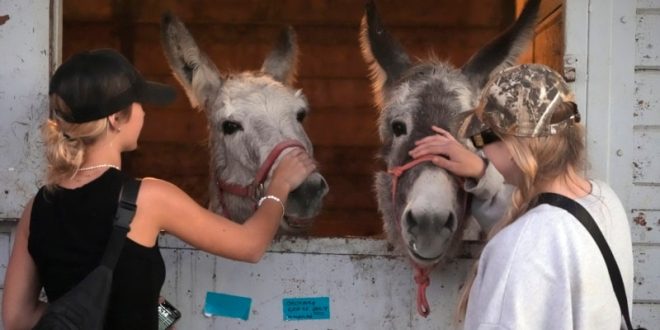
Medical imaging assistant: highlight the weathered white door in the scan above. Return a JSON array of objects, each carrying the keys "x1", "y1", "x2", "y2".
[
  {"x1": 0, "y1": 0, "x2": 58, "y2": 317},
  {"x1": 565, "y1": 0, "x2": 660, "y2": 327}
]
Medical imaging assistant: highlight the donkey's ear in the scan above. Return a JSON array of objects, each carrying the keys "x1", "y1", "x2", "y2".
[
  {"x1": 160, "y1": 12, "x2": 223, "y2": 111},
  {"x1": 261, "y1": 26, "x2": 298, "y2": 86},
  {"x1": 461, "y1": 0, "x2": 540, "y2": 90},
  {"x1": 360, "y1": 0, "x2": 411, "y2": 107}
]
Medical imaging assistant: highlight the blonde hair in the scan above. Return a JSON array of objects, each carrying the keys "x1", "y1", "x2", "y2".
[
  {"x1": 44, "y1": 94, "x2": 131, "y2": 190},
  {"x1": 456, "y1": 101, "x2": 585, "y2": 322}
]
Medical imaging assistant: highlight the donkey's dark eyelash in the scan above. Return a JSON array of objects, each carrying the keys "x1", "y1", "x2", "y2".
[
  {"x1": 296, "y1": 109, "x2": 307, "y2": 122},
  {"x1": 391, "y1": 121, "x2": 407, "y2": 136},
  {"x1": 221, "y1": 120, "x2": 243, "y2": 135}
]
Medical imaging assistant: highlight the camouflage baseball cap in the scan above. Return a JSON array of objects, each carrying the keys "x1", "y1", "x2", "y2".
[{"x1": 460, "y1": 63, "x2": 580, "y2": 146}]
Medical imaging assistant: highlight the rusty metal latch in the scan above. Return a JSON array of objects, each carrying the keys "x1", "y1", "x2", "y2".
[{"x1": 563, "y1": 55, "x2": 577, "y2": 82}]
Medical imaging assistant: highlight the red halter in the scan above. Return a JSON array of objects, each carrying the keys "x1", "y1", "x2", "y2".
[
  {"x1": 216, "y1": 139, "x2": 305, "y2": 219},
  {"x1": 387, "y1": 155, "x2": 470, "y2": 318}
]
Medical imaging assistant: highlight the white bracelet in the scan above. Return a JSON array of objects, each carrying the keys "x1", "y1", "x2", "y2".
[{"x1": 257, "y1": 195, "x2": 285, "y2": 217}]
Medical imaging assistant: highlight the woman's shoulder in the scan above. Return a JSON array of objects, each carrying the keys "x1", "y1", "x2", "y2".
[
  {"x1": 134, "y1": 177, "x2": 197, "y2": 211},
  {"x1": 493, "y1": 205, "x2": 575, "y2": 241},
  {"x1": 485, "y1": 205, "x2": 582, "y2": 260}
]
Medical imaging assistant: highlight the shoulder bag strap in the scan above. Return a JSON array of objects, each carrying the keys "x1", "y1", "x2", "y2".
[
  {"x1": 100, "y1": 178, "x2": 141, "y2": 269},
  {"x1": 535, "y1": 192, "x2": 633, "y2": 330}
]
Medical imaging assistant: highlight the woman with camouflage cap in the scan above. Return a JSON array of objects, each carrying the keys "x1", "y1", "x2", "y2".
[{"x1": 410, "y1": 63, "x2": 634, "y2": 329}]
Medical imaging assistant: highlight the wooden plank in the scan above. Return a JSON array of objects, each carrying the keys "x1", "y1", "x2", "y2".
[
  {"x1": 62, "y1": 23, "x2": 120, "y2": 60},
  {"x1": 634, "y1": 70, "x2": 660, "y2": 126},
  {"x1": 139, "y1": 107, "x2": 208, "y2": 143},
  {"x1": 631, "y1": 184, "x2": 660, "y2": 210},
  {"x1": 533, "y1": 8, "x2": 564, "y2": 72},
  {"x1": 633, "y1": 245, "x2": 660, "y2": 302},
  {"x1": 638, "y1": 0, "x2": 660, "y2": 9},
  {"x1": 132, "y1": 0, "x2": 268, "y2": 25},
  {"x1": 516, "y1": 0, "x2": 561, "y2": 23},
  {"x1": 636, "y1": 12, "x2": 660, "y2": 67},
  {"x1": 0, "y1": 231, "x2": 10, "y2": 288},
  {"x1": 314, "y1": 146, "x2": 382, "y2": 176},
  {"x1": 300, "y1": 78, "x2": 374, "y2": 110},
  {"x1": 142, "y1": 75, "x2": 376, "y2": 113},
  {"x1": 308, "y1": 209, "x2": 383, "y2": 238},
  {"x1": 633, "y1": 126, "x2": 660, "y2": 184},
  {"x1": 128, "y1": 144, "x2": 381, "y2": 177},
  {"x1": 632, "y1": 302, "x2": 660, "y2": 329},
  {"x1": 132, "y1": 24, "x2": 504, "y2": 78},
  {"x1": 630, "y1": 210, "x2": 660, "y2": 244},
  {"x1": 126, "y1": 142, "x2": 209, "y2": 176},
  {"x1": 271, "y1": 0, "x2": 509, "y2": 28},
  {"x1": 139, "y1": 105, "x2": 379, "y2": 146},
  {"x1": 323, "y1": 174, "x2": 378, "y2": 210},
  {"x1": 131, "y1": 0, "x2": 508, "y2": 28},
  {"x1": 304, "y1": 109, "x2": 380, "y2": 147},
  {"x1": 63, "y1": 0, "x2": 113, "y2": 22}
]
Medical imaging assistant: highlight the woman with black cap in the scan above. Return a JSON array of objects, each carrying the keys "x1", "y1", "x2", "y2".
[
  {"x1": 2, "y1": 49, "x2": 315, "y2": 329},
  {"x1": 410, "y1": 64, "x2": 634, "y2": 329}
]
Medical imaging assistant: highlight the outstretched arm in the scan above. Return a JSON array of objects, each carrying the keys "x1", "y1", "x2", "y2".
[
  {"x1": 2, "y1": 199, "x2": 47, "y2": 330},
  {"x1": 140, "y1": 148, "x2": 315, "y2": 263}
]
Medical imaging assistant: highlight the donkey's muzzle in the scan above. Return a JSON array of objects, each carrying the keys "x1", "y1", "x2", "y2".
[{"x1": 285, "y1": 172, "x2": 328, "y2": 219}]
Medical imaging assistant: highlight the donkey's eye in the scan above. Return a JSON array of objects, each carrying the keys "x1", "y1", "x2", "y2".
[
  {"x1": 221, "y1": 121, "x2": 243, "y2": 135},
  {"x1": 296, "y1": 111, "x2": 307, "y2": 123},
  {"x1": 391, "y1": 121, "x2": 407, "y2": 136}
]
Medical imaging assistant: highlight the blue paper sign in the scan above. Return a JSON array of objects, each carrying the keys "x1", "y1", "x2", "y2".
[
  {"x1": 282, "y1": 297, "x2": 330, "y2": 321},
  {"x1": 203, "y1": 291, "x2": 252, "y2": 321}
]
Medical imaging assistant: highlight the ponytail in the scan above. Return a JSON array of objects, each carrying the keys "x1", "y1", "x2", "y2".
[{"x1": 43, "y1": 95, "x2": 111, "y2": 190}]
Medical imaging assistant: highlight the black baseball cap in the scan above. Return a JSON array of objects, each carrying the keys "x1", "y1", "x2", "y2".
[{"x1": 49, "y1": 49, "x2": 176, "y2": 123}]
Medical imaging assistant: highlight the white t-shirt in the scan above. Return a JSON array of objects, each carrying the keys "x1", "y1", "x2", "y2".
[{"x1": 464, "y1": 180, "x2": 634, "y2": 330}]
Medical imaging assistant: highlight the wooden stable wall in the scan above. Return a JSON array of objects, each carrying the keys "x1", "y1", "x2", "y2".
[
  {"x1": 62, "y1": 0, "x2": 515, "y2": 237},
  {"x1": 517, "y1": 0, "x2": 564, "y2": 71}
]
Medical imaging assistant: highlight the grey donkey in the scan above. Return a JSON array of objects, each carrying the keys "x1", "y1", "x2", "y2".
[
  {"x1": 160, "y1": 13, "x2": 328, "y2": 232},
  {"x1": 360, "y1": 0, "x2": 540, "y2": 316}
]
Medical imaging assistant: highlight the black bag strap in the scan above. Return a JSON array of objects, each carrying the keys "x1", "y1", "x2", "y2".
[
  {"x1": 100, "y1": 178, "x2": 141, "y2": 269},
  {"x1": 535, "y1": 192, "x2": 633, "y2": 330}
]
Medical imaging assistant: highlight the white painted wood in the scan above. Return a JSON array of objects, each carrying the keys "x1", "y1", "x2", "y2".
[
  {"x1": 563, "y1": 0, "x2": 589, "y2": 130},
  {"x1": 636, "y1": 11, "x2": 660, "y2": 68},
  {"x1": 159, "y1": 235, "x2": 473, "y2": 329},
  {"x1": 0, "y1": 232, "x2": 10, "y2": 289},
  {"x1": 0, "y1": 0, "x2": 55, "y2": 220},
  {"x1": 630, "y1": 210, "x2": 660, "y2": 244},
  {"x1": 633, "y1": 127, "x2": 660, "y2": 184},
  {"x1": 633, "y1": 246, "x2": 660, "y2": 303},
  {"x1": 582, "y1": 0, "x2": 636, "y2": 209},
  {"x1": 632, "y1": 303, "x2": 660, "y2": 328},
  {"x1": 638, "y1": 0, "x2": 660, "y2": 9},
  {"x1": 634, "y1": 70, "x2": 660, "y2": 126},
  {"x1": 632, "y1": 1, "x2": 660, "y2": 328},
  {"x1": 630, "y1": 184, "x2": 660, "y2": 210}
]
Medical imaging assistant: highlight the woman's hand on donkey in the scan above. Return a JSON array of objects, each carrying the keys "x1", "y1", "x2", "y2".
[
  {"x1": 271, "y1": 148, "x2": 317, "y2": 193},
  {"x1": 409, "y1": 126, "x2": 486, "y2": 179}
]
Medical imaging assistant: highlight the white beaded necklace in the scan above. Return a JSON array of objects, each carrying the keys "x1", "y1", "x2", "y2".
[{"x1": 77, "y1": 164, "x2": 120, "y2": 172}]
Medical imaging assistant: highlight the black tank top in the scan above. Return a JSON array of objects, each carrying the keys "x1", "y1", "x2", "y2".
[{"x1": 28, "y1": 168, "x2": 165, "y2": 330}]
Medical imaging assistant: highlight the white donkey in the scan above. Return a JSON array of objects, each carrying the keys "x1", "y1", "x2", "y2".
[{"x1": 160, "y1": 13, "x2": 328, "y2": 231}]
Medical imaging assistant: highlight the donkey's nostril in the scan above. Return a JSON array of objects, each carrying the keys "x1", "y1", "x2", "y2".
[
  {"x1": 444, "y1": 213, "x2": 457, "y2": 232},
  {"x1": 318, "y1": 177, "x2": 328, "y2": 192},
  {"x1": 444, "y1": 213, "x2": 456, "y2": 231},
  {"x1": 406, "y1": 211, "x2": 418, "y2": 230}
]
